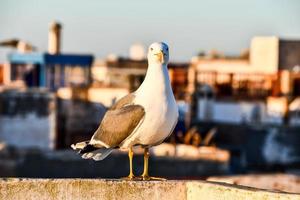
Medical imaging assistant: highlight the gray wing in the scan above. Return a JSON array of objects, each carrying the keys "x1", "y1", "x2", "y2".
[
  {"x1": 110, "y1": 93, "x2": 135, "y2": 110},
  {"x1": 91, "y1": 104, "x2": 145, "y2": 148}
]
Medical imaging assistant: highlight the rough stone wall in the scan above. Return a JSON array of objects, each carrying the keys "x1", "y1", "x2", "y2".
[
  {"x1": 208, "y1": 174, "x2": 300, "y2": 194},
  {"x1": 0, "y1": 179, "x2": 299, "y2": 200}
]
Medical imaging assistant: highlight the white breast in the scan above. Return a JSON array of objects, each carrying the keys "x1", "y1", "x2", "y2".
[{"x1": 119, "y1": 63, "x2": 178, "y2": 149}]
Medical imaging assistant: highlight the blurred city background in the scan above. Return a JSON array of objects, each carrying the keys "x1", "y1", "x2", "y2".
[{"x1": 1, "y1": 0, "x2": 300, "y2": 193}]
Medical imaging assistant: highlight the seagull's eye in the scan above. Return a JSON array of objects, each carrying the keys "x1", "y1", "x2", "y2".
[{"x1": 150, "y1": 48, "x2": 153, "y2": 51}]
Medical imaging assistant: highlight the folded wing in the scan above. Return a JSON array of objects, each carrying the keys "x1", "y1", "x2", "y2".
[{"x1": 91, "y1": 104, "x2": 145, "y2": 147}]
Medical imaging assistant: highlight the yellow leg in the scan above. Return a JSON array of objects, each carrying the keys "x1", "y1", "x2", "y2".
[
  {"x1": 141, "y1": 147, "x2": 150, "y2": 179},
  {"x1": 128, "y1": 147, "x2": 134, "y2": 179},
  {"x1": 122, "y1": 147, "x2": 137, "y2": 180},
  {"x1": 141, "y1": 147, "x2": 166, "y2": 181}
]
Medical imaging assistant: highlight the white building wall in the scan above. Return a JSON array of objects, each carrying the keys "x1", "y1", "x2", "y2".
[
  {"x1": 198, "y1": 100, "x2": 267, "y2": 124},
  {"x1": 0, "y1": 113, "x2": 56, "y2": 149},
  {"x1": 0, "y1": 91, "x2": 56, "y2": 150}
]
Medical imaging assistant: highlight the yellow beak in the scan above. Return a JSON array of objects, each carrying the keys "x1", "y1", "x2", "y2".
[{"x1": 155, "y1": 51, "x2": 164, "y2": 62}]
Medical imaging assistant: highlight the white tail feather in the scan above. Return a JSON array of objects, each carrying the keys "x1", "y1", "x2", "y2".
[
  {"x1": 82, "y1": 148, "x2": 114, "y2": 161},
  {"x1": 71, "y1": 141, "x2": 89, "y2": 150}
]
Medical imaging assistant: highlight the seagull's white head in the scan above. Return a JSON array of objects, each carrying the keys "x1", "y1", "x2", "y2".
[{"x1": 147, "y1": 42, "x2": 169, "y2": 65}]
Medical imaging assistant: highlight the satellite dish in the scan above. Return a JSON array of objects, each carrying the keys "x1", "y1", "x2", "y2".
[{"x1": 129, "y1": 43, "x2": 145, "y2": 61}]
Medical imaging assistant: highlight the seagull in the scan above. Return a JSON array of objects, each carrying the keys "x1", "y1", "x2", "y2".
[{"x1": 71, "y1": 42, "x2": 178, "y2": 180}]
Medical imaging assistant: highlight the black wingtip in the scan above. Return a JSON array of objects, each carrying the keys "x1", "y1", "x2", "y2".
[{"x1": 79, "y1": 144, "x2": 98, "y2": 154}]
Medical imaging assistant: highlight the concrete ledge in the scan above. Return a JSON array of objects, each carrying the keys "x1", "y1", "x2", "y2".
[
  {"x1": 0, "y1": 179, "x2": 299, "y2": 200},
  {"x1": 208, "y1": 174, "x2": 300, "y2": 193}
]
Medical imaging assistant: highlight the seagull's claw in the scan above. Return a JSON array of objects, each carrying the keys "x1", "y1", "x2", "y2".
[{"x1": 121, "y1": 175, "x2": 142, "y2": 181}]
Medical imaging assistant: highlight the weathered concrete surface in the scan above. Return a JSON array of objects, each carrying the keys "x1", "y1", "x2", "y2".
[
  {"x1": 0, "y1": 179, "x2": 299, "y2": 200},
  {"x1": 208, "y1": 173, "x2": 300, "y2": 193}
]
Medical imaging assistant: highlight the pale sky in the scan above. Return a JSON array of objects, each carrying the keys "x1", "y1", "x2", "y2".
[{"x1": 0, "y1": 0, "x2": 300, "y2": 62}]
